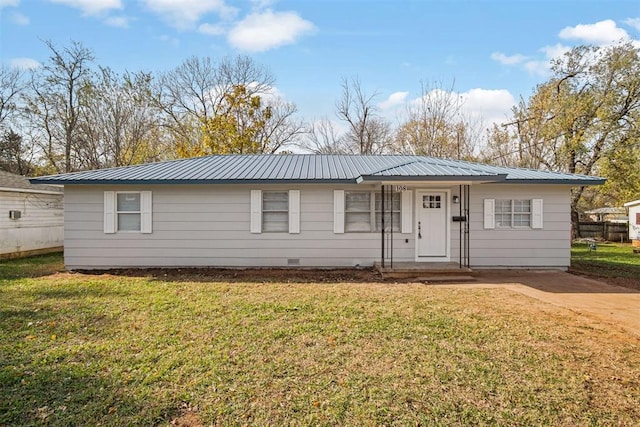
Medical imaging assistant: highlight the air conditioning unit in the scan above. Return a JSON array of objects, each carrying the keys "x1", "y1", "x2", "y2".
[{"x1": 9, "y1": 210, "x2": 21, "y2": 220}]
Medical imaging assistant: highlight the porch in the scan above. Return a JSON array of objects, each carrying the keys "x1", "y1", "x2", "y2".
[{"x1": 374, "y1": 261, "x2": 474, "y2": 281}]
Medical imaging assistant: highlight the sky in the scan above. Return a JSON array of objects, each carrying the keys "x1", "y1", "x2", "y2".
[{"x1": 1, "y1": 0, "x2": 639, "y2": 131}]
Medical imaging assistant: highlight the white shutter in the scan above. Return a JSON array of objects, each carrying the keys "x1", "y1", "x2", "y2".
[
  {"x1": 401, "y1": 190, "x2": 412, "y2": 234},
  {"x1": 141, "y1": 191, "x2": 153, "y2": 234},
  {"x1": 333, "y1": 190, "x2": 344, "y2": 234},
  {"x1": 484, "y1": 199, "x2": 495, "y2": 229},
  {"x1": 532, "y1": 199, "x2": 543, "y2": 229},
  {"x1": 104, "y1": 191, "x2": 116, "y2": 234},
  {"x1": 250, "y1": 190, "x2": 262, "y2": 233},
  {"x1": 289, "y1": 190, "x2": 300, "y2": 234}
]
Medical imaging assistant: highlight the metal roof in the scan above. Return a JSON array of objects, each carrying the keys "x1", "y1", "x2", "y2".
[{"x1": 28, "y1": 155, "x2": 606, "y2": 185}]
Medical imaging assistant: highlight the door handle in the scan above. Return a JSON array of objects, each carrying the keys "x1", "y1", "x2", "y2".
[{"x1": 418, "y1": 221, "x2": 422, "y2": 239}]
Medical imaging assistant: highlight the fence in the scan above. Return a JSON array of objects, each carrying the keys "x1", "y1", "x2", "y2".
[{"x1": 577, "y1": 222, "x2": 629, "y2": 242}]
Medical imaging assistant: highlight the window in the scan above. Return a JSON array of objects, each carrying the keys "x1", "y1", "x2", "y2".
[
  {"x1": 104, "y1": 191, "x2": 152, "y2": 234},
  {"x1": 117, "y1": 192, "x2": 141, "y2": 231},
  {"x1": 495, "y1": 199, "x2": 531, "y2": 227},
  {"x1": 345, "y1": 191, "x2": 400, "y2": 232},
  {"x1": 262, "y1": 191, "x2": 289, "y2": 232}
]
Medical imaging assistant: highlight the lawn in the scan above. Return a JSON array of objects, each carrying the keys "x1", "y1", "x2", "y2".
[
  {"x1": 1, "y1": 254, "x2": 639, "y2": 426},
  {"x1": 571, "y1": 242, "x2": 640, "y2": 289}
]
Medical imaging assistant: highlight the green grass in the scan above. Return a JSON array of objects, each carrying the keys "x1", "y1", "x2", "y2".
[
  {"x1": 572, "y1": 242, "x2": 640, "y2": 279},
  {"x1": 2, "y1": 254, "x2": 640, "y2": 426}
]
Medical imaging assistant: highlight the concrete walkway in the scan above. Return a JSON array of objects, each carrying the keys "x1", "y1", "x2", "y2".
[{"x1": 439, "y1": 270, "x2": 640, "y2": 337}]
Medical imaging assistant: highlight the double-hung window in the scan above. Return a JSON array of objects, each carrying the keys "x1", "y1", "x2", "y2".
[
  {"x1": 117, "y1": 193, "x2": 142, "y2": 231},
  {"x1": 485, "y1": 198, "x2": 542, "y2": 229},
  {"x1": 345, "y1": 191, "x2": 400, "y2": 232},
  {"x1": 104, "y1": 191, "x2": 152, "y2": 234},
  {"x1": 262, "y1": 191, "x2": 289, "y2": 232},
  {"x1": 495, "y1": 199, "x2": 531, "y2": 227}
]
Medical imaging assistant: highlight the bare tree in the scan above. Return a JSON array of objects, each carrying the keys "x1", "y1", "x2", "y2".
[
  {"x1": 335, "y1": 77, "x2": 393, "y2": 154},
  {"x1": 77, "y1": 68, "x2": 163, "y2": 169},
  {"x1": 25, "y1": 40, "x2": 95, "y2": 172},
  {"x1": 394, "y1": 80, "x2": 476, "y2": 159},
  {"x1": 299, "y1": 118, "x2": 349, "y2": 154},
  {"x1": 0, "y1": 66, "x2": 26, "y2": 131}
]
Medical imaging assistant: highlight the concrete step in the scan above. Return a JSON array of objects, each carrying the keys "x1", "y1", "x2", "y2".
[{"x1": 417, "y1": 275, "x2": 476, "y2": 283}]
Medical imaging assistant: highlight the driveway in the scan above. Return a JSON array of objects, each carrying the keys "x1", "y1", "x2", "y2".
[{"x1": 440, "y1": 270, "x2": 640, "y2": 337}]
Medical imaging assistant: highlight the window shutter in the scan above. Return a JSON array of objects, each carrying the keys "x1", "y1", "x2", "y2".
[
  {"x1": 532, "y1": 199, "x2": 543, "y2": 229},
  {"x1": 483, "y1": 199, "x2": 495, "y2": 229},
  {"x1": 104, "y1": 191, "x2": 116, "y2": 234},
  {"x1": 140, "y1": 191, "x2": 153, "y2": 234},
  {"x1": 289, "y1": 190, "x2": 300, "y2": 234},
  {"x1": 401, "y1": 191, "x2": 412, "y2": 234},
  {"x1": 333, "y1": 190, "x2": 344, "y2": 234},
  {"x1": 250, "y1": 190, "x2": 262, "y2": 233}
]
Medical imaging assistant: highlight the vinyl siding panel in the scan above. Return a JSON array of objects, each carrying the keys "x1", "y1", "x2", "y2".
[
  {"x1": 63, "y1": 183, "x2": 572, "y2": 269},
  {"x1": 0, "y1": 190, "x2": 64, "y2": 255},
  {"x1": 64, "y1": 184, "x2": 414, "y2": 269},
  {"x1": 467, "y1": 184, "x2": 571, "y2": 268}
]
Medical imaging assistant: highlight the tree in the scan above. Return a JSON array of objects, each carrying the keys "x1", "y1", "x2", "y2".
[
  {"x1": 25, "y1": 40, "x2": 95, "y2": 172},
  {"x1": 489, "y1": 42, "x2": 640, "y2": 231},
  {"x1": 299, "y1": 118, "x2": 349, "y2": 154},
  {"x1": 394, "y1": 81, "x2": 477, "y2": 159},
  {"x1": 157, "y1": 55, "x2": 282, "y2": 156},
  {"x1": 0, "y1": 66, "x2": 26, "y2": 131},
  {"x1": 76, "y1": 68, "x2": 163, "y2": 169},
  {"x1": 0, "y1": 129, "x2": 35, "y2": 175},
  {"x1": 335, "y1": 77, "x2": 393, "y2": 154}
]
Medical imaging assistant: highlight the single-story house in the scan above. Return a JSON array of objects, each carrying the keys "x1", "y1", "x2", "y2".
[
  {"x1": 624, "y1": 199, "x2": 640, "y2": 243},
  {"x1": 1, "y1": 170, "x2": 64, "y2": 258},
  {"x1": 30, "y1": 155, "x2": 604, "y2": 270},
  {"x1": 582, "y1": 207, "x2": 628, "y2": 223}
]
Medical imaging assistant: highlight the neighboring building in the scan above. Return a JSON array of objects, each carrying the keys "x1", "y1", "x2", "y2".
[
  {"x1": 624, "y1": 199, "x2": 640, "y2": 243},
  {"x1": 30, "y1": 155, "x2": 604, "y2": 270},
  {"x1": 1, "y1": 170, "x2": 64, "y2": 258},
  {"x1": 582, "y1": 207, "x2": 628, "y2": 223}
]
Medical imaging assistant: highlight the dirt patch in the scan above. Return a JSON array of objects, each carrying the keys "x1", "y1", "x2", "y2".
[
  {"x1": 74, "y1": 267, "x2": 388, "y2": 283},
  {"x1": 569, "y1": 267, "x2": 640, "y2": 292}
]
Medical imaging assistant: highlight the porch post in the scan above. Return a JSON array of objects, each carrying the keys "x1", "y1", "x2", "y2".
[{"x1": 381, "y1": 184, "x2": 385, "y2": 268}]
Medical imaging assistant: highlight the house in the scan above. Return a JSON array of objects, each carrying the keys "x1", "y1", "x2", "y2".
[
  {"x1": 624, "y1": 199, "x2": 640, "y2": 245},
  {"x1": 29, "y1": 155, "x2": 604, "y2": 270},
  {"x1": 1, "y1": 170, "x2": 64, "y2": 258},
  {"x1": 582, "y1": 207, "x2": 628, "y2": 223}
]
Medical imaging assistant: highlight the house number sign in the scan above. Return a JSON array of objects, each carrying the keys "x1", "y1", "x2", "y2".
[{"x1": 394, "y1": 185, "x2": 408, "y2": 192}]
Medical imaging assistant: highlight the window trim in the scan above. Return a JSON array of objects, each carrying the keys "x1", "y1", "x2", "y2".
[
  {"x1": 262, "y1": 190, "x2": 289, "y2": 233},
  {"x1": 104, "y1": 190, "x2": 152, "y2": 234}
]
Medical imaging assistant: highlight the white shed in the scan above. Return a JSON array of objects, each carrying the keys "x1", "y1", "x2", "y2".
[
  {"x1": 0, "y1": 170, "x2": 64, "y2": 258},
  {"x1": 624, "y1": 199, "x2": 640, "y2": 245}
]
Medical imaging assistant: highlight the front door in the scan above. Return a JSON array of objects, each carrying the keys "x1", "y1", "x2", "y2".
[{"x1": 416, "y1": 191, "x2": 447, "y2": 258}]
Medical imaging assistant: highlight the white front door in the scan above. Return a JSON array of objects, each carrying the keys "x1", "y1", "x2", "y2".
[{"x1": 416, "y1": 191, "x2": 448, "y2": 258}]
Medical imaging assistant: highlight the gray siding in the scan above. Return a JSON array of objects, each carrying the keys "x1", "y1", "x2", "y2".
[
  {"x1": 64, "y1": 183, "x2": 572, "y2": 269},
  {"x1": 467, "y1": 184, "x2": 571, "y2": 268},
  {"x1": 0, "y1": 190, "x2": 64, "y2": 255},
  {"x1": 64, "y1": 184, "x2": 414, "y2": 269}
]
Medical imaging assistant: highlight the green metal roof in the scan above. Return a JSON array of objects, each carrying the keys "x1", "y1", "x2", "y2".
[{"x1": 29, "y1": 155, "x2": 606, "y2": 185}]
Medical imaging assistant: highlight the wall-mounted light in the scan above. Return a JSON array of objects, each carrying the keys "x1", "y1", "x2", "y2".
[{"x1": 452, "y1": 195, "x2": 460, "y2": 204}]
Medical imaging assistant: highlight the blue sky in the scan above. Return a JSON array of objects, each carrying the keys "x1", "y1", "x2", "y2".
[{"x1": 1, "y1": 0, "x2": 639, "y2": 128}]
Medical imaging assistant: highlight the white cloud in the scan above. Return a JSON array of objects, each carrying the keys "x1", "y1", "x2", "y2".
[
  {"x1": 198, "y1": 22, "x2": 225, "y2": 35},
  {"x1": 625, "y1": 18, "x2": 640, "y2": 31},
  {"x1": 143, "y1": 0, "x2": 237, "y2": 30},
  {"x1": 158, "y1": 34, "x2": 179, "y2": 47},
  {"x1": 10, "y1": 57, "x2": 41, "y2": 70},
  {"x1": 227, "y1": 9, "x2": 315, "y2": 52},
  {"x1": 104, "y1": 15, "x2": 129, "y2": 27},
  {"x1": 460, "y1": 88, "x2": 515, "y2": 127},
  {"x1": 559, "y1": 19, "x2": 630, "y2": 45},
  {"x1": 0, "y1": 0, "x2": 19, "y2": 9},
  {"x1": 378, "y1": 91, "x2": 409, "y2": 110},
  {"x1": 49, "y1": 0, "x2": 122, "y2": 15},
  {"x1": 10, "y1": 11, "x2": 29, "y2": 24},
  {"x1": 490, "y1": 52, "x2": 527, "y2": 65}
]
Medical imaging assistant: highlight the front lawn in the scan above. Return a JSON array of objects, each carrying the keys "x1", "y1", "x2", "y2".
[
  {"x1": 1, "y1": 254, "x2": 639, "y2": 425},
  {"x1": 571, "y1": 243, "x2": 640, "y2": 290}
]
